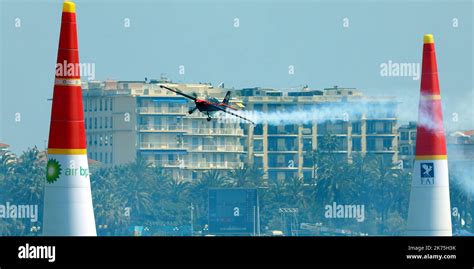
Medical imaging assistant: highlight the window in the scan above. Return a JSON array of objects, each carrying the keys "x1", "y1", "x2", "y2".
[
  {"x1": 268, "y1": 139, "x2": 277, "y2": 151},
  {"x1": 268, "y1": 125, "x2": 278, "y2": 134},
  {"x1": 367, "y1": 122, "x2": 376, "y2": 134},
  {"x1": 401, "y1": 146, "x2": 409, "y2": 155},
  {"x1": 401, "y1": 131, "x2": 408, "y2": 141},
  {"x1": 100, "y1": 117, "x2": 103, "y2": 129},
  {"x1": 383, "y1": 138, "x2": 392, "y2": 150},
  {"x1": 367, "y1": 138, "x2": 376, "y2": 151},
  {"x1": 99, "y1": 98, "x2": 103, "y2": 111},
  {"x1": 303, "y1": 156, "x2": 312, "y2": 167},
  {"x1": 105, "y1": 117, "x2": 108, "y2": 128},
  {"x1": 268, "y1": 171, "x2": 278, "y2": 182},
  {"x1": 104, "y1": 98, "x2": 108, "y2": 111},
  {"x1": 254, "y1": 140, "x2": 263, "y2": 151},
  {"x1": 94, "y1": 117, "x2": 97, "y2": 129},
  {"x1": 284, "y1": 125, "x2": 294, "y2": 134},
  {"x1": 110, "y1": 99, "x2": 113, "y2": 111},
  {"x1": 303, "y1": 139, "x2": 312, "y2": 151},
  {"x1": 285, "y1": 138, "x2": 294, "y2": 151},
  {"x1": 352, "y1": 122, "x2": 361, "y2": 134},
  {"x1": 84, "y1": 118, "x2": 87, "y2": 129},
  {"x1": 352, "y1": 138, "x2": 361, "y2": 151},
  {"x1": 268, "y1": 155, "x2": 278, "y2": 167},
  {"x1": 89, "y1": 118, "x2": 92, "y2": 129},
  {"x1": 110, "y1": 117, "x2": 113, "y2": 128}
]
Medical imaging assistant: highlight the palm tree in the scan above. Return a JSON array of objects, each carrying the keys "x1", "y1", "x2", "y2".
[
  {"x1": 312, "y1": 134, "x2": 342, "y2": 206},
  {"x1": 0, "y1": 150, "x2": 16, "y2": 181},
  {"x1": 167, "y1": 178, "x2": 190, "y2": 203},
  {"x1": 227, "y1": 165, "x2": 251, "y2": 187},
  {"x1": 90, "y1": 167, "x2": 129, "y2": 235},
  {"x1": 284, "y1": 175, "x2": 306, "y2": 208},
  {"x1": 1, "y1": 147, "x2": 45, "y2": 235},
  {"x1": 227, "y1": 163, "x2": 264, "y2": 187},
  {"x1": 118, "y1": 159, "x2": 154, "y2": 225},
  {"x1": 368, "y1": 155, "x2": 402, "y2": 235}
]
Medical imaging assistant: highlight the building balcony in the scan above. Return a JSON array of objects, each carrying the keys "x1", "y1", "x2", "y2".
[
  {"x1": 185, "y1": 144, "x2": 244, "y2": 152},
  {"x1": 150, "y1": 160, "x2": 184, "y2": 168},
  {"x1": 365, "y1": 149, "x2": 397, "y2": 154},
  {"x1": 138, "y1": 124, "x2": 187, "y2": 133},
  {"x1": 267, "y1": 148, "x2": 298, "y2": 153},
  {"x1": 365, "y1": 116, "x2": 397, "y2": 120},
  {"x1": 267, "y1": 166, "x2": 299, "y2": 170},
  {"x1": 267, "y1": 133, "x2": 299, "y2": 137},
  {"x1": 366, "y1": 132, "x2": 397, "y2": 136},
  {"x1": 139, "y1": 142, "x2": 186, "y2": 151},
  {"x1": 186, "y1": 128, "x2": 244, "y2": 136},
  {"x1": 137, "y1": 107, "x2": 187, "y2": 115},
  {"x1": 184, "y1": 161, "x2": 241, "y2": 169},
  {"x1": 316, "y1": 131, "x2": 348, "y2": 136}
]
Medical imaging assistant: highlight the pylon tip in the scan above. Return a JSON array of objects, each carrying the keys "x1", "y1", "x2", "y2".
[
  {"x1": 63, "y1": 1, "x2": 75, "y2": 13},
  {"x1": 424, "y1": 34, "x2": 434, "y2": 44}
]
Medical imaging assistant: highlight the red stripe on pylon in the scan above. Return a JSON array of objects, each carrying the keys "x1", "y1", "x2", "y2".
[
  {"x1": 420, "y1": 43, "x2": 440, "y2": 96},
  {"x1": 48, "y1": 9, "x2": 86, "y2": 150},
  {"x1": 415, "y1": 36, "x2": 447, "y2": 156}
]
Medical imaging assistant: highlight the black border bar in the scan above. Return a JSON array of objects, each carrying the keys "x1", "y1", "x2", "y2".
[{"x1": 0, "y1": 236, "x2": 473, "y2": 266}]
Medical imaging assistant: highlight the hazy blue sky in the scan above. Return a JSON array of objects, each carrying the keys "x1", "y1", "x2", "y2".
[{"x1": 1, "y1": 0, "x2": 472, "y2": 153}]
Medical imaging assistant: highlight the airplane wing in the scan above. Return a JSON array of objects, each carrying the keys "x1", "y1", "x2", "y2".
[
  {"x1": 209, "y1": 103, "x2": 255, "y2": 125},
  {"x1": 160, "y1": 85, "x2": 197, "y2": 101}
]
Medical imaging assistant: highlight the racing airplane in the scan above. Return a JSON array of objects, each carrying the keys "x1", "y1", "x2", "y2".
[{"x1": 160, "y1": 85, "x2": 255, "y2": 124}]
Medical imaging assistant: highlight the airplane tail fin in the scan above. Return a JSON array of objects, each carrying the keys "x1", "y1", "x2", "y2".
[{"x1": 222, "y1": 91, "x2": 231, "y2": 105}]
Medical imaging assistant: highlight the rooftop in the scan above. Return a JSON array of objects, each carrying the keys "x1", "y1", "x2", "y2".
[{"x1": 0, "y1": 143, "x2": 10, "y2": 148}]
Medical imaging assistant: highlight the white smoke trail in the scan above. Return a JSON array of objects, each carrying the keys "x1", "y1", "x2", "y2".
[
  {"x1": 449, "y1": 159, "x2": 474, "y2": 195},
  {"x1": 219, "y1": 101, "x2": 398, "y2": 125}
]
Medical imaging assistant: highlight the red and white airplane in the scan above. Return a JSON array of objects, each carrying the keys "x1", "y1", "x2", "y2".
[{"x1": 160, "y1": 85, "x2": 255, "y2": 124}]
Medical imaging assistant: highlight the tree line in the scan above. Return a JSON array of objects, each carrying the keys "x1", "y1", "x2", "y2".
[{"x1": 0, "y1": 136, "x2": 472, "y2": 236}]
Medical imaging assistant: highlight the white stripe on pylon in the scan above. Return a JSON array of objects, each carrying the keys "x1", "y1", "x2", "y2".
[
  {"x1": 407, "y1": 159, "x2": 452, "y2": 236},
  {"x1": 43, "y1": 154, "x2": 96, "y2": 236},
  {"x1": 55, "y1": 78, "x2": 81, "y2": 86}
]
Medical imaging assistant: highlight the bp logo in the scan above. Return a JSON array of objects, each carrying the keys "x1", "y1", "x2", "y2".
[{"x1": 46, "y1": 159, "x2": 62, "y2": 183}]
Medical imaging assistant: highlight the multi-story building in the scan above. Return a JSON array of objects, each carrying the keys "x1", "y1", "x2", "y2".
[
  {"x1": 446, "y1": 131, "x2": 474, "y2": 183},
  {"x1": 398, "y1": 121, "x2": 417, "y2": 169},
  {"x1": 82, "y1": 81, "x2": 399, "y2": 182},
  {"x1": 0, "y1": 143, "x2": 9, "y2": 152},
  {"x1": 239, "y1": 86, "x2": 399, "y2": 181},
  {"x1": 398, "y1": 124, "x2": 474, "y2": 170},
  {"x1": 82, "y1": 79, "x2": 244, "y2": 181}
]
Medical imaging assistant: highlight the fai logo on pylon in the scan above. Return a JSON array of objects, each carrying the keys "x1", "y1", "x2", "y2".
[
  {"x1": 46, "y1": 159, "x2": 62, "y2": 183},
  {"x1": 420, "y1": 163, "x2": 434, "y2": 185}
]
